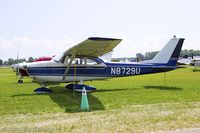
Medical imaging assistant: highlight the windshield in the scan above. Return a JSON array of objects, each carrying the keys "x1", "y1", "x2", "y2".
[{"x1": 53, "y1": 52, "x2": 64, "y2": 62}]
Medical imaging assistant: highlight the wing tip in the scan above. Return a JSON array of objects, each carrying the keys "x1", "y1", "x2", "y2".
[{"x1": 88, "y1": 37, "x2": 122, "y2": 41}]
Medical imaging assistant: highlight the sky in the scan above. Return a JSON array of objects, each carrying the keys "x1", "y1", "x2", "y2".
[{"x1": 0, "y1": 0, "x2": 200, "y2": 60}]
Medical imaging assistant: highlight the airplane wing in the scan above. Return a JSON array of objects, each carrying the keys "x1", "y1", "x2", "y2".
[
  {"x1": 64, "y1": 37, "x2": 122, "y2": 57},
  {"x1": 62, "y1": 37, "x2": 122, "y2": 80}
]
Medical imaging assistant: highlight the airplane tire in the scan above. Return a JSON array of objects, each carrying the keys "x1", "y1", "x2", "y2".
[
  {"x1": 66, "y1": 84, "x2": 96, "y2": 93},
  {"x1": 18, "y1": 80, "x2": 23, "y2": 84},
  {"x1": 34, "y1": 87, "x2": 53, "y2": 94}
]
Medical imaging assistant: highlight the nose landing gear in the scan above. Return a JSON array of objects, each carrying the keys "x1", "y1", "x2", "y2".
[
  {"x1": 18, "y1": 79, "x2": 23, "y2": 84},
  {"x1": 17, "y1": 74, "x2": 23, "y2": 84}
]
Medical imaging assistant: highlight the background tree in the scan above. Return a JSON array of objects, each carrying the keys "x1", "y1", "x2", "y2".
[
  {"x1": 17, "y1": 58, "x2": 26, "y2": 63},
  {"x1": 3, "y1": 61, "x2": 8, "y2": 65},
  {"x1": 28, "y1": 57, "x2": 34, "y2": 62},
  {"x1": 136, "y1": 53, "x2": 145, "y2": 62},
  {"x1": 180, "y1": 49, "x2": 200, "y2": 57},
  {"x1": 8, "y1": 58, "x2": 15, "y2": 65},
  {"x1": 144, "y1": 51, "x2": 158, "y2": 60},
  {"x1": 0, "y1": 59, "x2": 3, "y2": 65}
]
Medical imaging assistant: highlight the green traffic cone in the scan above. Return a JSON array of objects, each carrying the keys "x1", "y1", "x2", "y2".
[{"x1": 81, "y1": 87, "x2": 89, "y2": 111}]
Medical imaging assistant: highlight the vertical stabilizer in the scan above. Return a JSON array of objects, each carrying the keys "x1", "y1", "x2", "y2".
[{"x1": 150, "y1": 37, "x2": 184, "y2": 65}]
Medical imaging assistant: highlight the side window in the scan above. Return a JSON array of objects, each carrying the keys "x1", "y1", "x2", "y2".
[
  {"x1": 64, "y1": 57, "x2": 84, "y2": 65},
  {"x1": 72, "y1": 58, "x2": 84, "y2": 65},
  {"x1": 63, "y1": 57, "x2": 101, "y2": 66},
  {"x1": 71, "y1": 58, "x2": 99, "y2": 65}
]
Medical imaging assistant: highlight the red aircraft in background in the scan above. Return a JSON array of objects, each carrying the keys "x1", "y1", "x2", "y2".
[{"x1": 33, "y1": 57, "x2": 53, "y2": 62}]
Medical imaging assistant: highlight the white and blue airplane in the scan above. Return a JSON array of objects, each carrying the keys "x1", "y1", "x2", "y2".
[{"x1": 18, "y1": 36, "x2": 184, "y2": 92}]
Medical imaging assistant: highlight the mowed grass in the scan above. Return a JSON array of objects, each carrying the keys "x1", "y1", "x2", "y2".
[{"x1": 0, "y1": 67, "x2": 200, "y2": 132}]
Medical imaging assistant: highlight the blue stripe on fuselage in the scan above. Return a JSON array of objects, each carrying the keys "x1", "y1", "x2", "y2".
[{"x1": 27, "y1": 63, "x2": 175, "y2": 77}]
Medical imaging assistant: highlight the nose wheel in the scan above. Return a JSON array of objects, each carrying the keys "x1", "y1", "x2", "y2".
[
  {"x1": 18, "y1": 79, "x2": 23, "y2": 84},
  {"x1": 17, "y1": 74, "x2": 23, "y2": 84}
]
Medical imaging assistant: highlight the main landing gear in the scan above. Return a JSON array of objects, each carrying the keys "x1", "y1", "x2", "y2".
[
  {"x1": 33, "y1": 81, "x2": 96, "y2": 94},
  {"x1": 65, "y1": 81, "x2": 96, "y2": 93},
  {"x1": 34, "y1": 83, "x2": 53, "y2": 94}
]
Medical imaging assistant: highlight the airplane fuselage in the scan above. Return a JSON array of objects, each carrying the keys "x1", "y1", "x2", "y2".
[
  {"x1": 18, "y1": 37, "x2": 184, "y2": 85},
  {"x1": 24, "y1": 58, "x2": 175, "y2": 83}
]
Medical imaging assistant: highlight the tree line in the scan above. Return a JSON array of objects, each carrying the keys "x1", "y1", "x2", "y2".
[
  {"x1": 1, "y1": 49, "x2": 200, "y2": 66},
  {"x1": 144, "y1": 49, "x2": 200, "y2": 60},
  {"x1": 0, "y1": 57, "x2": 36, "y2": 66}
]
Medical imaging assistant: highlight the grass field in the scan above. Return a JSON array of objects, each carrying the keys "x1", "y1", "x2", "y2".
[{"x1": 0, "y1": 67, "x2": 200, "y2": 132}]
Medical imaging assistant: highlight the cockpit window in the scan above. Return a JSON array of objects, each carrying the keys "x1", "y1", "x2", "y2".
[{"x1": 53, "y1": 53, "x2": 64, "y2": 62}]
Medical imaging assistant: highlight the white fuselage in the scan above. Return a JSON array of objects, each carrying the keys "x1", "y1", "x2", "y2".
[{"x1": 25, "y1": 60, "x2": 108, "y2": 83}]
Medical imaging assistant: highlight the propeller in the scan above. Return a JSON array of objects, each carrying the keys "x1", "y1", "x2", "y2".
[
  {"x1": 16, "y1": 53, "x2": 19, "y2": 76},
  {"x1": 15, "y1": 53, "x2": 24, "y2": 83}
]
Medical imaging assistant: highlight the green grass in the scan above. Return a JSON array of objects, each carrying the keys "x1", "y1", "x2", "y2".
[{"x1": 0, "y1": 67, "x2": 200, "y2": 132}]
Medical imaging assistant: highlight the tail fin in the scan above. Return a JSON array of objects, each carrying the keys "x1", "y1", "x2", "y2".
[{"x1": 150, "y1": 37, "x2": 184, "y2": 66}]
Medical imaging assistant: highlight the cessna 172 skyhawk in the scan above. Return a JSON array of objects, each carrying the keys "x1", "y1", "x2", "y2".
[{"x1": 18, "y1": 36, "x2": 184, "y2": 92}]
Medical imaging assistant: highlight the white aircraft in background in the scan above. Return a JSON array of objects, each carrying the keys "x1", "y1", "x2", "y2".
[
  {"x1": 192, "y1": 56, "x2": 200, "y2": 67},
  {"x1": 177, "y1": 57, "x2": 192, "y2": 65}
]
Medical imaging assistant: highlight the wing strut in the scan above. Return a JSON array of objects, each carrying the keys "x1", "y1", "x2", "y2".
[{"x1": 62, "y1": 55, "x2": 75, "y2": 80}]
